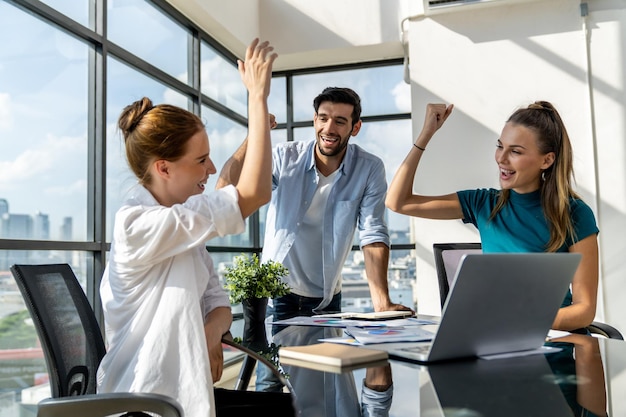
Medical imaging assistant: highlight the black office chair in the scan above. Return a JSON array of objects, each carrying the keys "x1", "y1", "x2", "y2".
[
  {"x1": 11, "y1": 263, "x2": 298, "y2": 417},
  {"x1": 10, "y1": 263, "x2": 184, "y2": 417},
  {"x1": 432, "y1": 243, "x2": 624, "y2": 340}
]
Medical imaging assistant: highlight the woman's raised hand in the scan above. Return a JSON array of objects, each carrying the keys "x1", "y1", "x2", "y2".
[
  {"x1": 238, "y1": 38, "x2": 278, "y2": 99},
  {"x1": 419, "y1": 103, "x2": 454, "y2": 142}
]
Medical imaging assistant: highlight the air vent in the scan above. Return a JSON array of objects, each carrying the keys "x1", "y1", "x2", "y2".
[
  {"x1": 429, "y1": 0, "x2": 480, "y2": 6},
  {"x1": 424, "y1": 0, "x2": 536, "y2": 15}
]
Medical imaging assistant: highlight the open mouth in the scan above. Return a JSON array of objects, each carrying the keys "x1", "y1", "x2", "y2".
[{"x1": 500, "y1": 168, "x2": 515, "y2": 180}]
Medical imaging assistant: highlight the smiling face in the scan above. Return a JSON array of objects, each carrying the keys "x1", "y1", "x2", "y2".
[
  {"x1": 495, "y1": 122, "x2": 555, "y2": 194},
  {"x1": 313, "y1": 101, "x2": 361, "y2": 160},
  {"x1": 157, "y1": 129, "x2": 216, "y2": 205}
]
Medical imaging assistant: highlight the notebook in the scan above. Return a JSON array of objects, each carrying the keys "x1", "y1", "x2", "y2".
[
  {"x1": 388, "y1": 252, "x2": 580, "y2": 363},
  {"x1": 314, "y1": 310, "x2": 415, "y2": 321},
  {"x1": 278, "y1": 342, "x2": 388, "y2": 373}
]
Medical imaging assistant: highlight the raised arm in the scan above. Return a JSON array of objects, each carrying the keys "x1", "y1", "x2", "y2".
[
  {"x1": 216, "y1": 139, "x2": 247, "y2": 190},
  {"x1": 232, "y1": 39, "x2": 277, "y2": 219},
  {"x1": 385, "y1": 103, "x2": 463, "y2": 219}
]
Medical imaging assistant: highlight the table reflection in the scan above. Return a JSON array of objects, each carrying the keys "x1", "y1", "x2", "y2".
[
  {"x1": 547, "y1": 334, "x2": 608, "y2": 417},
  {"x1": 416, "y1": 335, "x2": 608, "y2": 417},
  {"x1": 420, "y1": 353, "x2": 573, "y2": 416},
  {"x1": 273, "y1": 325, "x2": 393, "y2": 417}
]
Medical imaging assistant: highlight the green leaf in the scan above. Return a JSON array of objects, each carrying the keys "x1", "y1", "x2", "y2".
[{"x1": 224, "y1": 254, "x2": 291, "y2": 304}]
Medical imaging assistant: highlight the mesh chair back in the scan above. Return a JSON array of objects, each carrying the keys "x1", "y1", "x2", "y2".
[
  {"x1": 10, "y1": 264, "x2": 106, "y2": 398},
  {"x1": 433, "y1": 243, "x2": 482, "y2": 308}
]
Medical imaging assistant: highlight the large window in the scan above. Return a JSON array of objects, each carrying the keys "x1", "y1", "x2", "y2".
[
  {"x1": 0, "y1": 0, "x2": 416, "y2": 413},
  {"x1": 107, "y1": 0, "x2": 190, "y2": 84},
  {"x1": 0, "y1": 2, "x2": 89, "y2": 244},
  {"x1": 201, "y1": 42, "x2": 247, "y2": 117},
  {"x1": 292, "y1": 66, "x2": 411, "y2": 120},
  {"x1": 0, "y1": 0, "x2": 250, "y2": 412}
]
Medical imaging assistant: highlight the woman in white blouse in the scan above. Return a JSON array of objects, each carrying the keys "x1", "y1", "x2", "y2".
[{"x1": 97, "y1": 38, "x2": 277, "y2": 417}]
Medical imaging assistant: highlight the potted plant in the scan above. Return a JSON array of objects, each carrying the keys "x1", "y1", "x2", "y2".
[{"x1": 224, "y1": 253, "x2": 290, "y2": 351}]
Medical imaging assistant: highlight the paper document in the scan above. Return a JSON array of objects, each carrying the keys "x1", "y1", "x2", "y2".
[
  {"x1": 345, "y1": 326, "x2": 434, "y2": 344},
  {"x1": 271, "y1": 315, "x2": 438, "y2": 328},
  {"x1": 271, "y1": 316, "x2": 387, "y2": 328}
]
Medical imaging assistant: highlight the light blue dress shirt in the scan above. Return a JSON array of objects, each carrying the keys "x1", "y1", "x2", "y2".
[{"x1": 262, "y1": 140, "x2": 390, "y2": 311}]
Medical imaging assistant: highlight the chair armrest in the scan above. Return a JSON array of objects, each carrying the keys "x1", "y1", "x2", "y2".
[
  {"x1": 37, "y1": 392, "x2": 183, "y2": 417},
  {"x1": 587, "y1": 321, "x2": 624, "y2": 340}
]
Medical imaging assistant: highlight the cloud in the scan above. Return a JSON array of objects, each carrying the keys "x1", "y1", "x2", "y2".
[
  {"x1": 162, "y1": 88, "x2": 187, "y2": 108},
  {"x1": 0, "y1": 133, "x2": 86, "y2": 190},
  {"x1": 392, "y1": 81, "x2": 411, "y2": 113},
  {"x1": 44, "y1": 178, "x2": 87, "y2": 196},
  {"x1": 0, "y1": 93, "x2": 12, "y2": 129}
]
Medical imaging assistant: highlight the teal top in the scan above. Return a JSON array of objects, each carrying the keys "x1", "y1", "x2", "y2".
[{"x1": 457, "y1": 188, "x2": 599, "y2": 307}]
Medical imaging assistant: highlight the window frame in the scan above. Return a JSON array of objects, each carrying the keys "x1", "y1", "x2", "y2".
[{"x1": 0, "y1": 0, "x2": 415, "y2": 324}]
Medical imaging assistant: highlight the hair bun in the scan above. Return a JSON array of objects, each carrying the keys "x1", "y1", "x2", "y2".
[
  {"x1": 528, "y1": 101, "x2": 555, "y2": 112},
  {"x1": 118, "y1": 97, "x2": 154, "y2": 136}
]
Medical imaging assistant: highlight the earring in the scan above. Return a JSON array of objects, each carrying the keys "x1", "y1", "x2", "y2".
[{"x1": 541, "y1": 171, "x2": 546, "y2": 181}]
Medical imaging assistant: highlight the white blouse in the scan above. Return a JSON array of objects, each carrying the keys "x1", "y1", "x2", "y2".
[{"x1": 97, "y1": 184, "x2": 244, "y2": 417}]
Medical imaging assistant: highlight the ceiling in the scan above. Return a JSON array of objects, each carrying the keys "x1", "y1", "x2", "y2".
[{"x1": 164, "y1": 0, "x2": 418, "y2": 71}]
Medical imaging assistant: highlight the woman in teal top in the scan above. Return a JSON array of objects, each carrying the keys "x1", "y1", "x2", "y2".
[{"x1": 386, "y1": 101, "x2": 599, "y2": 332}]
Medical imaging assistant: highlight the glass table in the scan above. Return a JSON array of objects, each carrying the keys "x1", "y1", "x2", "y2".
[{"x1": 264, "y1": 322, "x2": 625, "y2": 417}]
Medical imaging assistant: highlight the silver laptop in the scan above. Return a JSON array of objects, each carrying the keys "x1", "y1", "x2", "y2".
[{"x1": 389, "y1": 252, "x2": 580, "y2": 363}]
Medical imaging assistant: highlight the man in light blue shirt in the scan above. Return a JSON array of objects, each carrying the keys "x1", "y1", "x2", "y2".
[
  {"x1": 220, "y1": 87, "x2": 412, "y2": 317},
  {"x1": 219, "y1": 87, "x2": 405, "y2": 411}
]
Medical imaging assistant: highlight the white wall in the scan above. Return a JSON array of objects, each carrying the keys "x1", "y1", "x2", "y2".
[
  {"x1": 407, "y1": 0, "x2": 595, "y2": 306},
  {"x1": 588, "y1": 0, "x2": 626, "y2": 336},
  {"x1": 407, "y1": 0, "x2": 625, "y2": 320},
  {"x1": 407, "y1": 0, "x2": 626, "y2": 411}
]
